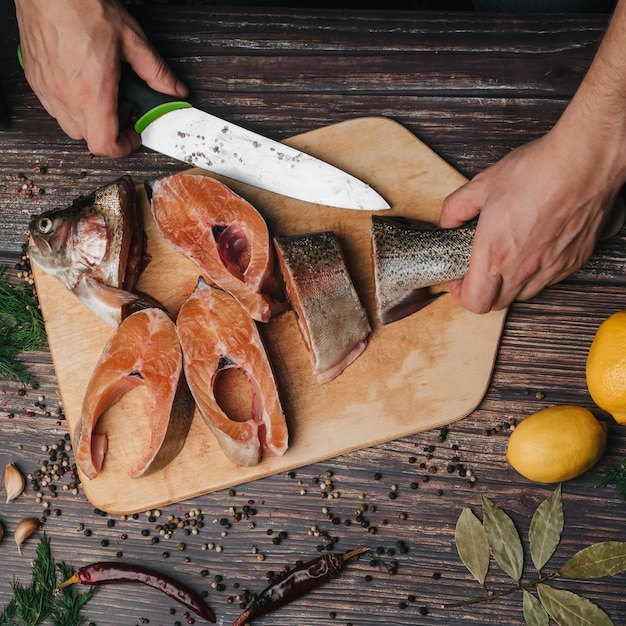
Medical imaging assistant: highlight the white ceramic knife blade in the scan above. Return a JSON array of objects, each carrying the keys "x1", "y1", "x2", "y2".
[
  {"x1": 140, "y1": 107, "x2": 389, "y2": 210},
  {"x1": 121, "y1": 68, "x2": 390, "y2": 210}
]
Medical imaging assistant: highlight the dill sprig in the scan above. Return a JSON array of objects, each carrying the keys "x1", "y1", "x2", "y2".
[
  {"x1": 596, "y1": 458, "x2": 626, "y2": 499},
  {"x1": 50, "y1": 563, "x2": 95, "y2": 626},
  {"x1": 0, "y1": 265, "x2": 46, "y2": 386},
  {"x1": 0, "y1": 535, "x2": 95, "y2": 626}
]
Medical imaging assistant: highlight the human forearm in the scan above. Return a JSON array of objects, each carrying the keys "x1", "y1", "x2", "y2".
[
  {"x1": 552, "y1": 0, "x2": 626, "y2": 189},
  {"x1": 437, "y1": 2, "x2": 626, "y2": 313}
]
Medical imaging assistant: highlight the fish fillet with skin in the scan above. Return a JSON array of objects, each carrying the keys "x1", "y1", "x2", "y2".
[
  {"x1": 75, "y1": 308, "x2": 195, "y2": 480},
  {"x1": 146, "y1": 173, "x2": 284, "y2": 323},
  {"x1": 176, "y1": 277, "x2": 288, "y2": 467},
  {"x1": 371, "y1": 215, "x2": 475, "y2": 325},
  {"x1": 274, "y1": 231, "x2": 371, "y2": 383},
  {"x1": 28, "y1": 176, "x2": 155, "y2": 327}
]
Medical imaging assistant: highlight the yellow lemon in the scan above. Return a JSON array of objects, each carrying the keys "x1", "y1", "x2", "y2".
[
  {"x1": 586, "y1": 309, "x2": 626, "y2": 424},
  {"x1": 506, "y1": 405, "x2": 607, "y2": 483}
]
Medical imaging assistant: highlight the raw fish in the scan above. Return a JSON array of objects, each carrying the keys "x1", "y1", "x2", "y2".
[
  {"x1": 274, "y1": 231, "x2": 371, "y2": 383},
  {"x1": 28, "y1": 176, "x2": 155, "y2": 326},
  {"x1": 176, "y1": 277, "x2": 288, "y2": 466},
  {"x1": 372, "y1": 195, "x2": 626, "y2": 325},
  {"x1": 146, "y1": 173, "x2": 283, "y2": 322},
  {"x1": 75, "y1": 308, "x2": 195, "y2": 479},
  {"x1": 371, "y1": 215, "x2": 475, "y2": 325}
]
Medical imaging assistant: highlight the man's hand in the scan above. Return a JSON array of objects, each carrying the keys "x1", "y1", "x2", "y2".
[
  {"x1": 439, "y1": 130, "x2": 620, "y2": 313},
  {"x1": 15, "y1": 0, "x2": 188, "y2": 158},
  {"x1": 439, "y1": 0, "x2": 626, "y2": 314}
]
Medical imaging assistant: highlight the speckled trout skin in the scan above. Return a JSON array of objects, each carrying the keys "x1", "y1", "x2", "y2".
[
  {"x1": 371, "y1": 215, "x2": 476, "y2": 325},
  {"x1": 28, "y1": 176, "x2": 153, "y2": 327},
  {"x1": 274, "y1": 231, "x2": 371, "y2": 384}
]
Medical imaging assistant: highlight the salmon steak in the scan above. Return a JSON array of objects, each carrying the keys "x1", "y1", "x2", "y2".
[
  {"x1": 146, "y1": 173, "x2": 283, "y2": 323},
  {"x1": 274, "y1": 231, "x2": 371, "y2": 384},
  {"x1": 176, "y1": 277, "x2": 288, "y2": 467},
  {"x1": 75, "y1": 308, "x2": 195, "y2": 480}
]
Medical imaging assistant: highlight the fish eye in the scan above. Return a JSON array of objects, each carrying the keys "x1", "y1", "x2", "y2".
[{"x1": 36, "y1": 217, "x2": 54, "y2": 235}]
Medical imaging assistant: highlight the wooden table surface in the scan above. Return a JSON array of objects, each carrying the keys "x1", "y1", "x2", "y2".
[{"x1": 1, "y1": 4, "x2": 626, "y2": 626}]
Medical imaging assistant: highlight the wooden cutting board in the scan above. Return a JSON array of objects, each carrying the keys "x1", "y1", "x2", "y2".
[{"x1": 32, "y1": 117, "x2": 507, "y2": 514}]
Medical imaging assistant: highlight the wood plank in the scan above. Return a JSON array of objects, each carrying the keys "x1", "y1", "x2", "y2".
[{"x1": 3, "y1": 247, "x2": 626, "y2": 625}]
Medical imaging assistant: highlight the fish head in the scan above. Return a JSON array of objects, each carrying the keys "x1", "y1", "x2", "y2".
[
  {"x1": 28, "y1": 176, "x2": 144, "y2": 293},
  {"x1": 28, "y1": 202, "x2": 110, "y2": 291}
]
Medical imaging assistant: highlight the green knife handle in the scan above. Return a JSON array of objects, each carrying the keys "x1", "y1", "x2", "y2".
[{"x1": 119, "y1": 64, "x2": 191, "y2": 133}]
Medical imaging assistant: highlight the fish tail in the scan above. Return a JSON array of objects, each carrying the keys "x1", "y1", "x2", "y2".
[{"x1": 371, "y1": 215, "x2": 475, "y2": 324}]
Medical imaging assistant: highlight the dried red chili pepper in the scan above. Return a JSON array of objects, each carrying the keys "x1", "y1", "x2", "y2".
[
  {"x1": 55, "y1": 561, "x2": 216, "y2": 623},
  {"x1": 233, "y1": 547, "x2": 368, "y2": 626}
]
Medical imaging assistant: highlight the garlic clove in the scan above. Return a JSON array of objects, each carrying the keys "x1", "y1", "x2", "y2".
[
  {"x1": 14, "y1": 517, "x2": 40, "y2": 554},
  {"x1": 4, "y1": 462, "x2": 25, "y2": 503}
]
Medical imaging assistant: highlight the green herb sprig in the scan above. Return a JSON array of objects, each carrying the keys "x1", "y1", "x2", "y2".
[
  {"x1": 0, "y1": 265, "x2": 46, "y2": 386},
  {"x1": 449, "y1": 485, "x2": 626, "y2": 625},
  {"x1": 596, "y1": 459, "x2": 626, "y2": 499},
  {"x1": 0, "y1": 535, "x2": 95, "y2": 626}
]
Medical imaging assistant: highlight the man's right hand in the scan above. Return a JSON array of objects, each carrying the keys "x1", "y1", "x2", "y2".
[{"x1": 14, "y1": 0, "x2": 188, "y2": 158}]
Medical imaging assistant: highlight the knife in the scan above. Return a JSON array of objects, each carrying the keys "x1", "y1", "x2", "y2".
[
  {"x1": 118, "y1": 67, "x2": 390, "y2": 210},
  {"x1": 17, "y1": 44, "x2": 388, "y2": 210}
]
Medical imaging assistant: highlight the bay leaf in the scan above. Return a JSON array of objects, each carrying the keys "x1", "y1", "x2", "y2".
[
  {"x1": 560, "y1": 541, "x2": 626, "y2": 579},
  {"x1": 536, "y1": 583, "x2": 614, "y2": 626},
  {"x1": 455, "y1": 507, "x2": 490, "y2": 585},
  {"x1": 481, "y1": 496, "x2": 524, "y2": 583},
  {"x1": 522, "y1": 589, "x2": 549, "y2": 626},
  {"x1": 529, "y1": 484, "x2": 563, "y2": 573}
]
